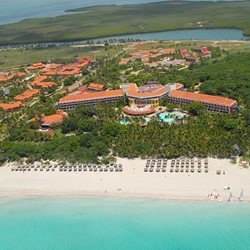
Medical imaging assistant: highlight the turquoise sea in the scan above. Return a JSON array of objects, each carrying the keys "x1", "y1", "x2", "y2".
[{"x1": 0, "y1": 197, "x2": 250, "y2": 250}]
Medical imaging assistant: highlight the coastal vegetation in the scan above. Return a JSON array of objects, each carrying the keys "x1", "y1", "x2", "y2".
[
  {"x1": 0, "y1": 41, "x2": 249, "y2": 165},
  {"x1": 0, "y1": 1, "x2": 250, "y2": 45},
  {"x1": 0, "y1": 101, "x2": 249, "y2": 164}
]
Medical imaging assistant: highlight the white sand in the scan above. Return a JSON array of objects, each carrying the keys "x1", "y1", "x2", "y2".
[{"x1": 0, "y1": 157, "x2": 249, "y2": 202}]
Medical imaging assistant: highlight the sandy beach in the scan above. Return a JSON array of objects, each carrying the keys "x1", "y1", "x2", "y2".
[{"x1": 0, "y1": 157, "x2": 249, "y2": 202}]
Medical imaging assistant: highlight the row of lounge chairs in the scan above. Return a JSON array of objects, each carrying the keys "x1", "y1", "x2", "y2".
[
  {"x1": 146, "y1": 159, "x2": 168, "y2": 168},
  {"x1": 146, "y1": 158, "x2": 209, "y2": 169},
  {"x1": 11, "y1": 164, "x2": 123, "y2": 173},
  {"x1": 144, "y1": 167, "x2": 209, "y2": 173}
]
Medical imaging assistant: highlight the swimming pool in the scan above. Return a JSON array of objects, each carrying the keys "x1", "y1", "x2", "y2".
[
  {"x1": 119, "y1": 119, "x2": 130, "y2": 125},
  {"x1": 158, "y1": 111, "x2": 182, "y2": 123},
  {"x1": 120, "y1": 111, "x2": 185, "y2": 124}
]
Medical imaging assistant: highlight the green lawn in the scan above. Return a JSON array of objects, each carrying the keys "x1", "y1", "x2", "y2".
[
  {"x1": 0, "y1": 45, "x2": 122, "y2": 69},
  {"x1": 0, "y1": 1, "x2": 250, "y2": 45}
]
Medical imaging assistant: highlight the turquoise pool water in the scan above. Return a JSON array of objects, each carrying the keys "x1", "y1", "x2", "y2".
[
  {"x1": 120, "y1": 111, "x2": 184, "y2": 124},
  {"x1": 0, "y1": 197, "x2": 250, "y2": 250},
  {"x1": 159, "y1": 111, "x2": 182, "y2": 123},
  {"x1": 119, "y1": 119, "x2": 128, "y2": 125}
]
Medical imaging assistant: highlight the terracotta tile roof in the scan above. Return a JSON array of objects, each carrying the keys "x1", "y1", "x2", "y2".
[
  {"x1": 60, "y1": 89, "x2": 123, "y2": 103},
  {"x1": 176, "y1": 83, "x2": 184, "y2": 90},
  {"x1": 126, "y1": 83, "x2": 168, "y2": 99},
  {"x1": 40, "y1": 110, "x2": 68, "y2": 125},
  {"x1": 0, "y1": 101, "x2": 22, "y2": 111},
  {"x1": 14, "y1": 89, "x2": 39, "y2": 102},
  {"x1": 142, "y1": 56, "x2": 149, "y2": 62},
  {"x1": 44, "y1": 71, "x2": 57, "y2": 76},
  {"x1": 35, "y1": 82, "x2": 56, "y2": 88},
  {"x1": 31, "y1": 76, "x2": 56, "y2": 88},
  {"x1": 119, "y1": 60, "x2": 127, "y2": 65},
  {"x1": 32, "y1": 75, "x2": 48, "y2": 83},
  {"x1": 56, "y1": 68, "x2": 80, "y2": 76},
  {"x1": 169, "y1": 90, "x2": 237, "y2": 107},
  {"x1": 28, "y1": 63, "x2": 46, "y2": 70},
  {"x1": 87, "y1": 83, "x2": 104, "y2": 91},
  {"x1": 0, "y1": 72, "x2": 25, "y2": 82}
]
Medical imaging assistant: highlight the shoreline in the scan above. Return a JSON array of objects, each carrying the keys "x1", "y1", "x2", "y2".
[
  {"x1": 0, "y1": 157, "x2": 249, "y2": 203},
  {"x1": 1, "y1": 191, "x2": 249, "y2": 204},
  {"x1": 1, "y1": 28, "x2": 249, "y2": 48}
]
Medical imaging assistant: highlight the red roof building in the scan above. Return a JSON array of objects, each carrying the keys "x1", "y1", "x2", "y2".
[
  {"x1": 87, "y1": 83, "x2": 104, "y2": 91},
  {"x1": 31, "y1": 76, "x2": 56, "y2": 89},
  {"x1": 40, "y1": 110, "x2": 68, "y2": 127},
  {"x1": 58, "y1": 89, "x2": 124, "y2": 110},
  {"x1": 14, "y1": 89, "x2": 39, "y2": 102},
  {"x1": 0, "y1": 101, "x2": 22, "y2": 112},
  {"x1": 0, "y1": 72, "x2": 25, "y2": 83},
  {"x1": 28, "y1": 63, "x2": 46, "y2": 70},
  {"x1": 126, "y1": 83, "x2": 183, "y2": 108},
  {"x1": 168, "y1": 90, "x2": 238, "y2": 113}
]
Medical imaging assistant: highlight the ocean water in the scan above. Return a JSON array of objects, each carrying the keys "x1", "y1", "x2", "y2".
[
  {"x1": 0, "y1": 197, "x2": 249, "y2": 250},
  {"x1": 0, "y1": 0, "x2": 241, "y2": 25}
]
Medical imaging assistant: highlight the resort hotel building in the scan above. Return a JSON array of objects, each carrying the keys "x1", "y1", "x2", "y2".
[
  {"x1": 57, "y1": 89, "x2": 124, "y2": 110},
  {"x1": 57, "y1": 82, "x2": 237, "y2": 114},
  {"x1": 168, "y1": 90, "x2": 238, "y2": 113},
  {"x1": 124, "y1": 83, "x2": 184, "y2": 108}
]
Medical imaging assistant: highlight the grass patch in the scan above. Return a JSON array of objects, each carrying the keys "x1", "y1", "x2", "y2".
[{"x1": 0, "y1": 45, "x2": 122, "y2": 69}]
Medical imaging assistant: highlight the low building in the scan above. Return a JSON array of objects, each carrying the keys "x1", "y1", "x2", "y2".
[
  {"x1": 0, "y1": 101, "x2": 22, "y2": 112},
  {"x1": 119, "y1": 48, "x2": 176, "y2": 65},
  {"x1": 14, "y1": 89, "x2": 39, "y2": 102},
  {"x1": 126, "y1": 83, "x2": 183, "y2": 107},
  {"x1": 42, "y1": 58, "x2": 94, "y2": 76},
  {"x1": 57, "y1": 89, "x2": 124, "y2": 110},
  {"x1": 0, "y1": 72, "x2": 25, "y2": 83},
  {"x1": 40, "y1": 110, "x2": 68, "y2": 128},
  {"x1": 168, "y1": 90, "x2": 238, "y2": 113},
  {"x1": 31, "y1": 76, "x2": 56, "y2": 89},
  {"x1": 28, "y1": 63, "x2": 46, "y2": 70},
  {"x1": 87, "y1": 83, "x2": 104, "y2": 91}
]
